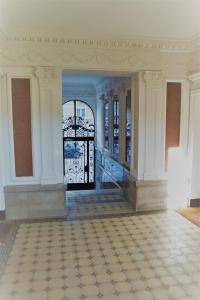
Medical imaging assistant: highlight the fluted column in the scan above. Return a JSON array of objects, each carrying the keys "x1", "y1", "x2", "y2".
[{"x1": 35, "y1": 67, "x2": 63, "y2": 184}]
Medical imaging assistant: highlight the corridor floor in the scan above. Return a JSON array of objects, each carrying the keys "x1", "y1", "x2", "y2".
[
  {"x1": 0, "y1": 210, "x2": 200, "y2": 300},
  {"x1": 66, "y1": 192, "x2": 135, "y2": 220}
]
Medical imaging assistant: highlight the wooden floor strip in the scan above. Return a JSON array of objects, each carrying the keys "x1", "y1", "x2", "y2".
[{"x1": 177, "y1": 207, "x2": 200, "y2": 228}]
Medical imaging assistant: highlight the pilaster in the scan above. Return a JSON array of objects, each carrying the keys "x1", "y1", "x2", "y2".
[
  {"x1": 188, "y1": 72, "x2": 200, "y2": 200},
  {"x1": 35, "y1": 67, "x2": 63, "y2": 184},
  {"x1": 96, "y1": 93, "x2": 104, "y2": 151},
  {"x1": 131, "y1": 74, "x2": 139, "y2": 177},
  {"x1": 142, "y1": 71, "x2": 165, "y2": 180},
  {"x1": 126, "y1": 71, "x2": 167, "y2": 211},
  {"x1": 0, "y1": 72, "x2": 7, "y2": 210}
]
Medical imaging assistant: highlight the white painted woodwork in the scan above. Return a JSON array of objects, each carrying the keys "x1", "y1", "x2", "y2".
[
  {"x1": 136, "y1": 71, "x2": 165, "y2": 180},
  {"x1": 188, "y1": 73, "x2": 200, "y2": 199},
  {"x1": 35, "y1": 67, "x2": 63, "y2": 184},
  {"x1": 0, "y1": 72, "x2": 7, "y2": 210}
]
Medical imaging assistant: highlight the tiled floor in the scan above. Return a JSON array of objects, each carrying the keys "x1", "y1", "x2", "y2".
[{"x1": 0, "y1": 209, "x2": 200, "y2": 300}]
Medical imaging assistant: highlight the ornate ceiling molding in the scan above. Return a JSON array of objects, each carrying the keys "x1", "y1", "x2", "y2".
[
  {"x1": 1, "y1": 33, "x2": 192, "y2": 53},
  {"x1": 0, "y1": 30, "x2": 191, "y2": 72}
]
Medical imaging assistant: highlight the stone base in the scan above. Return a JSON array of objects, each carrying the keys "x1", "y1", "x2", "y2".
[
  {"x1": 126, "y1": 177, "x2": 167, "y2": 212},
  {"x1": 123, "y1": 178, "x2": 136, "y2": 210},
  {"x1": 4, "y1": 184, "x2": 67, "y2": 220},
  {"x1": 190, "y1": 198, "x2": 200, "y2": 207}
]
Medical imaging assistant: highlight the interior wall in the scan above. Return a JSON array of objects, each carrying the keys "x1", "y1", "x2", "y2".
[
  {"x1": 188, "y1": 74, "x2": 200, "y2": 201},
  {"x1": 0, "y1": 34, "x2": 193, "y2": 210}
]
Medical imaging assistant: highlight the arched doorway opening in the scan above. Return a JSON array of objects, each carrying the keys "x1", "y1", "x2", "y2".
[{"x1": 63, "y1": 100, "x2": 95, "y2": 190}]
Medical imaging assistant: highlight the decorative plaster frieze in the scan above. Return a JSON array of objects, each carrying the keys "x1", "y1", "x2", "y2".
[
  {"x1": 0, "y1": 42, "x2": 189, "y2": 73},
  {"x1": 143, "y1": 71, "x2": 163, "y2": 82},
  {"x1": 1, "y1": 32, "x2": 192, "y2": 52}
]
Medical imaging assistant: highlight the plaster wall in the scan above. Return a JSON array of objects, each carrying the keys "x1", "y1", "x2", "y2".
[
  {"x1": 0, "y1": 35, "x2": 196, "y2": 210},
  {"x1": 188, "y1": 73, "x2": 200, "y2": 200}
]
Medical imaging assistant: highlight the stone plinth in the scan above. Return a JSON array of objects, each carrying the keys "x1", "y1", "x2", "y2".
[
  {"x1": 4, "y1": 184, "x2": 67, "y2": 220},
  {"x1": 127, "y1": 177, "x2": 167, "y2": 212}
]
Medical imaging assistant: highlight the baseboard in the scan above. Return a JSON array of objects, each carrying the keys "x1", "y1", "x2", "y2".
[
  {"x1": 0, "y1": 210, "x2": 5, "y2": 220},
  {"x1": 190, "y1": 198, "x2": 200, "y2": 207}
]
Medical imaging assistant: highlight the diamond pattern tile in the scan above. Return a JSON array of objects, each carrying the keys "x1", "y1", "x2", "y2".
[{"x1": 0, "y1": 208, "x2": 200, "y2": 299}]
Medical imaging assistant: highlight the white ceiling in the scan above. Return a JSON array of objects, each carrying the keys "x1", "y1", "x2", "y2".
[{"x1": 1, "y1": 0, "x2": 200, "y2": 40}]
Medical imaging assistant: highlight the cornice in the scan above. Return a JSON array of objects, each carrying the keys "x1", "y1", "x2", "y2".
[{"x1": 1, "y1": 33, "x2": 193, "y2": 53}]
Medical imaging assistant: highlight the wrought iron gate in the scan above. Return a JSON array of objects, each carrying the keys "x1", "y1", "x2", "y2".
[{"x1": 63, "y1": 100, "x2": 95, "y2": 190}]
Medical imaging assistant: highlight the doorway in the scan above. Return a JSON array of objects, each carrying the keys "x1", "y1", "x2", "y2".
[{"x1": 63, "y1": 100, "x2": 95, "y2": 190}]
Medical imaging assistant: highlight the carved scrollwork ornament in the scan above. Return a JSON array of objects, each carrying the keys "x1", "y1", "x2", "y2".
[
  {"x1": 188, "y1": 72, "x2": 200, "y2": 91},
  {"x1": 143, "y1": 71, "x2": 163, "y2": 82},
  {"x1": 34, "y1": 67, "x2": 60, "y2": 84}
]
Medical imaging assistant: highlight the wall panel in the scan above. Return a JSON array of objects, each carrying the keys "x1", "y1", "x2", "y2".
[
  {"x1": 165, "y1": 82, "x2": 181, "y2": 169},
  {"x1": 11, "y1": 78, "x2": 33, "y2": 177}
]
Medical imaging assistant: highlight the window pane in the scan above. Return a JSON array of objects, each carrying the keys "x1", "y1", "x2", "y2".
[
  {"x1": 126, "y1": 90, "x2": 131, "y2": 164},
  {"x1": 113, "y1": 96, "x2": 119, "y2": 158},
  {"x1": 63, "y1": 101, "x2": 94, "y2": 138},
  {"x1": 76, "y1": 101, "x2": 94, "y2": 137},
  {"x1": 104, "y1": 98, "x2": 109, "y2": 149},
  {"x1": 63, "y1": 101, "x2": 75, "y2": 137}
]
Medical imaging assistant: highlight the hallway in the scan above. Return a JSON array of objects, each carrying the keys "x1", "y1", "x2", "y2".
[
  {"x1": 1, "y1": 1, "x2": 200, "y2": 299},
  {"x1": 0, "y1": 211, "x2": 200, "y2": 300}
]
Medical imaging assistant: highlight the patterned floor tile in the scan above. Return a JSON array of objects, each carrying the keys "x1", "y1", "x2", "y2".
[{"x1": 0, "y1": 207, "x2": 200, "y2": 299}]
